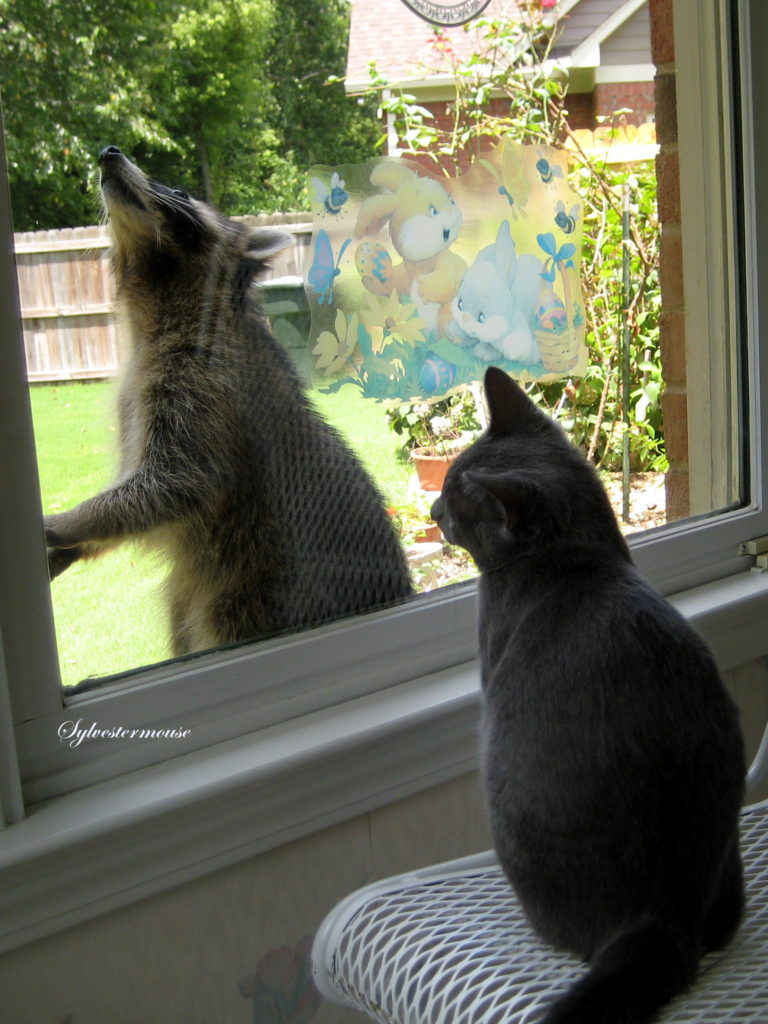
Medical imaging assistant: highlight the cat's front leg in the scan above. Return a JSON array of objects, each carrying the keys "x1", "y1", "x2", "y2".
[{"x1": 44, "y1": 509, "x2": 91, "y2": 550}]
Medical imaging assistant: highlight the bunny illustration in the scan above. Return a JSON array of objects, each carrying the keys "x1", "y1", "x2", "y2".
[
  {"x1": 355, "y1": 161, "x2": 466, "y2": 334},
  {"x1": 449, "y1": 221, "x2": 544, "y2": 365}
]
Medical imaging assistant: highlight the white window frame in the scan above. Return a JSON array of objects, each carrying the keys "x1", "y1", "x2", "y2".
[{"x1": 2, "y1": 0, "x2": 768, "y2": 955}]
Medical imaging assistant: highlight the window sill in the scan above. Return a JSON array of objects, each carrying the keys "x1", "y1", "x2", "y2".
[
  {"x1": 2, "y1": 566, "x2": 768, "y2": 955},
  {"x1": 0, "y1": 661, "x2": 480, "y2": 955}
]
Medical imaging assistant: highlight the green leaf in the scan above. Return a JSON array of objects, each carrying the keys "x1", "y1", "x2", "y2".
[{"x1": 427, "y1": 338, "x2": 477, "y2": 369}]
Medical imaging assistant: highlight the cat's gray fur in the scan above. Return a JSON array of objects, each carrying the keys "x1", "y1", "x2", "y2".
[
  {"x1": 44, "y1": 146, "x2": 412, "y2": 655},
  {"x1": 431, "y1": 366, "x2": 745, "y2": 1024}
]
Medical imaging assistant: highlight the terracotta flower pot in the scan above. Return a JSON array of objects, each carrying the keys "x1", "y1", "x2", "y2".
[
  {"x1": 411, "y1": 521, "x2": 443, "y2": 543},
  {"x1": 409, "y1": 447, "x2": 459, "y2": 491}
]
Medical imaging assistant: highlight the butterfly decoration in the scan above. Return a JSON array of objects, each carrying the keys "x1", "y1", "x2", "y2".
[
  {"x1": 308, "y1": 230, "x2": 351, "y2": 305},
  {"x1": 537, "y1": 232, "x2": 576, "y2": 282},
  {"x1": 476, "y1": 152, "x2": 531, "y2": 221}
]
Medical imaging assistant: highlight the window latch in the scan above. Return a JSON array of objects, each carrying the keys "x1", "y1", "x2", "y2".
[{"x1": 740, "y1": 535, "x2": 768, "y2": 572}]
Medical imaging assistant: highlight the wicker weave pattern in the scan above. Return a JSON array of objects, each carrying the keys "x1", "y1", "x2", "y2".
[{"x1": 313, "y1": 802, "x2": 768, "y2": 1023}]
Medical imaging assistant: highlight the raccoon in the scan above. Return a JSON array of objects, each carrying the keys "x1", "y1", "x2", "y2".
[{"x1": 44, "y1": 146, "x2": 413, "y2": 656}]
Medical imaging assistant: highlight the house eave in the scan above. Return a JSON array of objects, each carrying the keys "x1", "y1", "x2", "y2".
[{"x1": 344, "y1": 60, "x2": 653, "y2": 99}]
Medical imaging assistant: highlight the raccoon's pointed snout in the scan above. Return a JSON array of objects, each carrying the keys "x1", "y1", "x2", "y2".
[{"x1": 99, "y1": 145, "x2": 123, "y2": 165}]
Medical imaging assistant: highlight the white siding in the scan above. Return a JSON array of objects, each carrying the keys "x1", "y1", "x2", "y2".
[
  {"x1": 601, "y1": 3, "x2": 652, "y2": 65},
  {"x1": 555, "y1": 0, "x2": 626, "y2": 50}
]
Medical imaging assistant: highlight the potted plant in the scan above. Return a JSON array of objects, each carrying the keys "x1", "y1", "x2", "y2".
[
  {"x1": 391, "y1": 491, "x2": 444, "y2": 545},
  {"x1": 387, "y1": 390, "x2": 482, "y2": 491}
]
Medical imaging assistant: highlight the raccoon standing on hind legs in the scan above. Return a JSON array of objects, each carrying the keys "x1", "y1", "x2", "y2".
[{"x1": 44, "y1": 146, "x2": 412, "y2": 655}]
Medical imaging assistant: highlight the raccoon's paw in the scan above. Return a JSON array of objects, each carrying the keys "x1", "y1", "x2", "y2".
[
  {"x1": 46, "y1": 544, "x2": 82, "y2": 580},
  {"x1": 43, "y1": 511, "x2": 80, "y2": 549},
  {"x1": 44, "y1": 525, "x2": 63, "y2": 548},
  {"x1": 44, "y1": 514, "x2": 83, "y2": 578}
]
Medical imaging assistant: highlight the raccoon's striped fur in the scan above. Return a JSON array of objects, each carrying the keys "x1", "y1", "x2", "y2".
[{"x1": 44, "y1": 147, "x2": 412, "y2": 655}]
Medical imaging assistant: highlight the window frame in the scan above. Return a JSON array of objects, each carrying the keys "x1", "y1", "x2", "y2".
[
  {"x1": 2, "y1": 0, "x2": 768, "y2": 808},
  {"x1": 4, "y1": 0, "x2": 768, "y2": 958}
]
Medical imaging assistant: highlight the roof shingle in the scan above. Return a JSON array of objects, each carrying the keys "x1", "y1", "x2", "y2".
[{"x1": 345, "y1": 0, "x2": 524, "y2": 88}]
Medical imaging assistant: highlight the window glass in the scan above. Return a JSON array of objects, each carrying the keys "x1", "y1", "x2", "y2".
[{"x1": 1, "y1": 0, "x2": 745, "y2": 690}]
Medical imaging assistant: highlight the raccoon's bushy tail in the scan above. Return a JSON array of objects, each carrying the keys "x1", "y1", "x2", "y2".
[{"x1": 540, "y1": 921, "x2": 699, "y2": 1024}]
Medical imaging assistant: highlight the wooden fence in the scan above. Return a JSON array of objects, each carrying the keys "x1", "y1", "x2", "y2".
[{"x1": 13, "y1": 213, "x2": 312, "y2": 382}]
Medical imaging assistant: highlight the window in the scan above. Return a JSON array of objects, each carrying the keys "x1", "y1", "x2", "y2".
[{"x1": 2, "y1": 0, "x2": 768, "y2": 817}]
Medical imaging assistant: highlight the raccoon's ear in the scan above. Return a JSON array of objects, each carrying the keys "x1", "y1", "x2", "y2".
[
  {"x1": 483, "y1": 366, "x2": 538, "y2": 436},
  {"x1": 243, "y1": 228, "x2": 294, "y2": 272}
]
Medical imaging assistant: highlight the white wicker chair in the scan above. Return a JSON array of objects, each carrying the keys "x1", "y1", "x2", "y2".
[{"x1": 312, "y1": 724, "x2": 768, "y2": 1023}]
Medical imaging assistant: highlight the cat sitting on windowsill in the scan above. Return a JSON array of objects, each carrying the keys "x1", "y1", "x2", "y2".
[{"x1": 431, "y1": 367, "x2": 745, "y2": 1024}]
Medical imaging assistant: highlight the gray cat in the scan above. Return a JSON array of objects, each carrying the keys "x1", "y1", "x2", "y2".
[
  {"x1": 431, "y1": 367, "x2": 745, "y2": 1024},
  {"x1": 44, "y1": 147, "x2": 412, "y2": 656}
]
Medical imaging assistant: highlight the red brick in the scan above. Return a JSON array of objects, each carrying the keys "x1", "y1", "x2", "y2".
[
  {"x1": 564, "y1": 92, "x2": 595, "y2": 131},
  {"x1": 593, "y1": 82, "x2": 655, "y2": 124},
  {"x1": 665, "y1": 468, "x2": 690, "y2": 522},
  {"x1": 649, "y1": 0, "x2": 675, "y2": 66},
  {"x1": 654, "y1": 71, "x2": 678, "y2": 145},
  {"x1": 659, "y1": 311, "x2": 687, "y2": 387},
  {"x1": 655, "y1": 148, "x2": 680, "y2": 224},
  {"x1": 661, "y1": 389, "x2": 689, "y2": 463},
  {"x1": 658, "y1": 228, "x2": 685, "y2": 309}
]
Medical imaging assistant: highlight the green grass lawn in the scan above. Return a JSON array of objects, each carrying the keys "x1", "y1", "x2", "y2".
[{"x1": 30, "y1": 378, "x2": 415, "y2": 688}]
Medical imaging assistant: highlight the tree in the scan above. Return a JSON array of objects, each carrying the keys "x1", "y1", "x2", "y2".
[
  {"x1": 0, "y1": 0, "x2": 177, "y2": 229},
  {"x1": 145, "y1": 0, "x2": 288, "y2": 212},
  {"x1": 0, "y1": 0, "x2": 379, "y2": 229},
  {"x1": 267, "y1": 0, "x2": 379, "y2": 173}
]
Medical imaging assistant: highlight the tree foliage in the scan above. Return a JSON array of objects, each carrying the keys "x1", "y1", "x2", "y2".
[
  {"x1": 145, "y1": 0, "x2": 280, "y2": 210},
  {"x1": 266, "y1": 0, "x2": 379, "y2": 175},
  {"x1": 0, "y1": 0, "x2": 376, "y2": 229},
  {"x1": 1, "y1": 0, "x2": 173, "y2": 227}
]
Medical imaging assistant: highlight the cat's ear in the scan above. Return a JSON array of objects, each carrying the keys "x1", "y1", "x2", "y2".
[
  {"x1": 464, "y1": 469, "x2": 540, "y2": 521},
  {"x1": 483, "y1": 366, "x2": 537, "y2": 436}
]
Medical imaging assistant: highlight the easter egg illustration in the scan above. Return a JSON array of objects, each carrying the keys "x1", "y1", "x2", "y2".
[
  {"x1": 355, "y1": 240, "x2": 393, "y2": 296},
  {"x1": 420, "y1": 354, "x2": 458, "y2": 396},
  {"x1": 536, "y1": 291, "x2": 567, "y2": 332}
]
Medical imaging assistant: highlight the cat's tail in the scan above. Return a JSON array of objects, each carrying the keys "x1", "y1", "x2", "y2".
[{"x1": 540, "y1": 920, "x2": 699, "y2": 1024}]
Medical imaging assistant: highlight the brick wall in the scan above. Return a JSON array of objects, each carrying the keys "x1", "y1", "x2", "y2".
[
  {"x1": 564, "y1": 91, "x2": 595, "y2": 131},
  {"x1": 649, "y1": 0, "x2": 688, "y2": 520},
  {"x1": 400, "y1": 82, "x2": 653, "y2": 149},
  {"x1": 399, "y1": 97, "x2": 513, "y2": 175},
  {"x1": 594, "y1": 80, "x2": 655, "y2": 124}
]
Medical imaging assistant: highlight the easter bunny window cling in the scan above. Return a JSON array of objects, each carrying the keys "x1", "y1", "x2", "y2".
[{"x1": 305, "y1": 138, "x2": 586, "y2": 403}]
